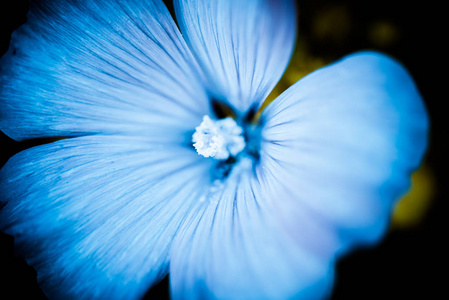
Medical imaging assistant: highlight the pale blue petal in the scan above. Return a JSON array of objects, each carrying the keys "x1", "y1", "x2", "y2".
[
  {"x1": 0, "y1": 0, "x2": 209, "y2": 141},
  {"x1": 0, "y1": 135, "x2": 212, "y2": 300},
  {"x1": 174, "y1": 0, "x2": 296, "y2": 113},
  {"x1": 170, "y1": 159, "x2": 336, "y2": 300},
  {"x1": 261, "y1": 51, "x2": 429, "y2": 250},
  {"x1": 169, "y1": 52, "x2": 428, "y2": 300}
]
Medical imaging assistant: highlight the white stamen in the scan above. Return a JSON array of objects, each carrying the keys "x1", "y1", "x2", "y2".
[{"x1": 192, "y1": 115, "x2": 246, "y2": 160}]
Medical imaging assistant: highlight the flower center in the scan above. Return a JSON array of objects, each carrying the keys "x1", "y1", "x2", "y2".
[{"x1": 192, "y1": 115, "x2": 246, "y2": 160}]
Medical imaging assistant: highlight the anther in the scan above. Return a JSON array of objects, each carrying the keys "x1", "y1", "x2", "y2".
[{"x1": 192, "y1": 115, "x2": 245, "y2": 160}]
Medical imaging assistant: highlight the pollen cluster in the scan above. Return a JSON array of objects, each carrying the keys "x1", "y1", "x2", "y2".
[{"x1": 192, "y1": 115, "x2": 246, "y2": 160}]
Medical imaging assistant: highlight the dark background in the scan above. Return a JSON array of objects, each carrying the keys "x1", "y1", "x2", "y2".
[{"x1": 0, "y1": 1, "x2": 446, "y2": 299}]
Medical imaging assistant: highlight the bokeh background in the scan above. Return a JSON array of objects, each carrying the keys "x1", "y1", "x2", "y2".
[{"x1": 0, "y1": 0, "x2": 445, "y2": 299}]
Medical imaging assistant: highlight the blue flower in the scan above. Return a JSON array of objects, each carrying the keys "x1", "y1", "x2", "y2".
[{"x1": 0, "y1": 0, "x2": 428, "y2": 299}]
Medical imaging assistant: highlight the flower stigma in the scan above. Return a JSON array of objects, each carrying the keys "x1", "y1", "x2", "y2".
[{"x1": 192, "y1": 115, "x2": 246, "y2": 160}]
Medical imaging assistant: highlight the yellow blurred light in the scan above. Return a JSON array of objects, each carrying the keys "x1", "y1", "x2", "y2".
[
  {"x1": 312, "y1": 5, "x2": 351, "y2": 42},
  {"x1": 368, "y1": 20, "x2": 399, "y2": 48},
  {"x1": 392, "y1": 164, "x2": 435, "y2": 229}
]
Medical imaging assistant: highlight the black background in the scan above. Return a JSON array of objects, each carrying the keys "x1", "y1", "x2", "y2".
[{"x1": 0, "y1": 1, "x2": 446, "y2": 299}]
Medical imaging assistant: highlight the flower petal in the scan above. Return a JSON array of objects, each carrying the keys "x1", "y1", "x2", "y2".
[
  {"x1": 170, "y1": 159, "x2": 336, "y2": 300},
  {"x1": 261, "y1": 51, "x2": 428, "y2": 248},
  {"x1": 0, "y1": 135, "x2": 212, "y2": 299},
  {"x1": 174, "y1": 0, "x2": 296, "y2": 113},
  {"x1": 170, "y1": 52, "x2": 428, "y2": 300},
  {"x1": 0, "y1": 0, "x2": 209, "y2": 141}
]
